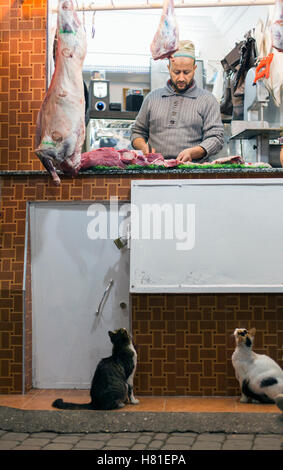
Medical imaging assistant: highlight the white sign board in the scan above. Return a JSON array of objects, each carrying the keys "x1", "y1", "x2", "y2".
[{"x1": 130, "y1": 179, "x2": 283, "y2": 293}]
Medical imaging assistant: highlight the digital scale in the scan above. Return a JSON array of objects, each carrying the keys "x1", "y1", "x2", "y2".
[
  {"x1": 86, "y1": 79, "x2": 139, "y2": 152},
  {"x1": 89, "y1": 79, "x2": 110, "y2": 112}
]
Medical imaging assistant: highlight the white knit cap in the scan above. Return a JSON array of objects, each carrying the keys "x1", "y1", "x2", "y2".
[{"x1": 172, "y1": 40, "x2": 195, "y2": 59}]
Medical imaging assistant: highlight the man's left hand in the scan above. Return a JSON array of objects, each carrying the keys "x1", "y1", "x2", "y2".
[
  {"x1": 177, "y1": 146, "x2": 207, "y2": 163},
  {"x1": 176, "y1": 149, "x2": 194, "y2": 163}
]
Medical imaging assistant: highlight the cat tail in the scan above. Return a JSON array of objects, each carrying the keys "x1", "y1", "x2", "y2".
[
  {"x1": 274, "y1": 394, "x2": 283, "y2": 412},
  {"x1": 52, "y1": 398, "x2": 95, "y2": 410}
]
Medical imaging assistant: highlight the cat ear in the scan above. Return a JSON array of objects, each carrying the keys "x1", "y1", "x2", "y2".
[
  {"x1": 249, "y1": 328, "x2": 256, "y2": 337},
  {"x1": 108, "y1": 331, "x2": 114, "y2": 339}
]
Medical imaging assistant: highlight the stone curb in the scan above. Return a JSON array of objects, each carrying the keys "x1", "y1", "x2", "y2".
[{"x1": 0, "y1": 406, "x2": 282, "y2": 434}]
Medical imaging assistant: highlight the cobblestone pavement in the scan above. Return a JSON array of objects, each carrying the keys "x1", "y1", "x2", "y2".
[{"x1": 0, "y1": 430, "x2": 282, "y2": 450}]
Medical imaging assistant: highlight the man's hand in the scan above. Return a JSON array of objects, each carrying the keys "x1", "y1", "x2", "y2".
[
  {"x1": 145, "y1": 144, "x2": 156, "y2": 154},
  {"x1": 176, "y1": 148, "x2": 194, "y2": 163},
  {"x1": 132, "y1": 138, "x2": 155, "y2": 155},
  {"x1": 177, "y1": 146, "x2": 207, "y2": 163}
]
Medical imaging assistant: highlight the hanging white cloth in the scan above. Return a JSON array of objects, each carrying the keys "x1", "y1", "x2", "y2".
[
  {"x1": 212, "y1": 68, "x2": 224, "y2": 103},
  {"x1": 254, "y1": 15, "x2": 283, "y2": 107}
]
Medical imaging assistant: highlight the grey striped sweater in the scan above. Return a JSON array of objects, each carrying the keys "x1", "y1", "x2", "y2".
[{"x1": 131, "y1": 80, "x2": 224, "y2": 161}]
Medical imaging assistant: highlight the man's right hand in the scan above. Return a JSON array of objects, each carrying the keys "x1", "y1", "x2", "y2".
[
  {"x1": 144, "y1": 143, "x2": 156, "y2": 154},
  {"x1": 132, "y1": 138, "x2": 155, "y2": 155}
]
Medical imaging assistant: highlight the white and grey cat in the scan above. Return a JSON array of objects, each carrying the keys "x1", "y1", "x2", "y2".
[
  {"x1": 52, "y1": 328, "x2": 139, "y2": 410},
  {"x1": 232, "y1": 328, "x2": 283, "y2": 411}
]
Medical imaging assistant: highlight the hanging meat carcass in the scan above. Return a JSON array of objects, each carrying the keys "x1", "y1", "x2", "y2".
[
  {"x1": 35, "y1": 0, "x2": 87, "y2": 185},
  {"x1": 150, "y1": 0, "x2": 179, "y2": 60},
  {"x1": 271, "y1": 0, "x2": 283, "y2": 52}
]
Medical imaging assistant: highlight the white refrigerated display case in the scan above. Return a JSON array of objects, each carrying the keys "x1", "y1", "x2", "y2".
[{"x1": 86, "y1": 118, "x2": 135, "y2": 152}]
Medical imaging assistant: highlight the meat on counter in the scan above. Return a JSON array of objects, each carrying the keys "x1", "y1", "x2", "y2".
[
  {"x1": 80, "y1": 148, "x2": 178, "y2": 169},
  {"x1": 79, "y1": 148, "x2": 255, "y2": 169}
]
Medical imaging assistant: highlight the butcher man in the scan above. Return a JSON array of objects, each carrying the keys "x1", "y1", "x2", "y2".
[{"x1": 131, "y1": 40, "x2": 224, "y2": 163}]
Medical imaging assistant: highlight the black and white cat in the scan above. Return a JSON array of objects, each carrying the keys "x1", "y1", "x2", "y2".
[
  {"x1": 232, "y1": 328, "x2": 283, "y2": 411},
  {"x1": 52, "y1": 328, "x2": 139, "y2": 410}
]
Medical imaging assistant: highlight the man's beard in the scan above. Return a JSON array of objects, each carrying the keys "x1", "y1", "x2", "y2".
[{"x1": 172, "y1": 79, "x2": 193, "y2": 93}]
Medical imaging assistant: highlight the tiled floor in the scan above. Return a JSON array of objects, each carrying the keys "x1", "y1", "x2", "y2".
[{"x1": 0, "y1": 389, "x2": 280, "y2": 413}]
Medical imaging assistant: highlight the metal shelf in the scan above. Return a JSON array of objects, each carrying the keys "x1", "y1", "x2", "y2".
[
  {"x1": 230, "y1": 127, "x2": 281, "y2": 140},
  {"x1": 87, "y1": 110, "x2": 138, "y2": 120}
]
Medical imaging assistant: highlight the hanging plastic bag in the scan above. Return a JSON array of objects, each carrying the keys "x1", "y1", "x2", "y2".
[{"x1": 233, "y1": 34, "x2": 257, "y2": 95}]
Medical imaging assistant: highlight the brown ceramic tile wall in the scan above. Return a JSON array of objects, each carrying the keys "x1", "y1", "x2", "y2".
[
  {"x1": 0, "y1": 290, "x2": 23, "y2": 393},
  {"x1": 0, "y1": 2, "x2": 282, "y2": 396},
  {"x1": 0, "y1": 0, "x2": 46, "y2": 172},
  {"x1": 0, "y1": 1, "x2": 47, "y2": 392},
  {"x1": 1, "y1": 173, "x2": 283, "y2": 395},
  {"x1": 132, "y1": 294, "x2": 283, "y2": 396},
  {"x1": 0, "y1": 174, "x2": 134, "y2": 393},
  {"x1": 23, "y1": 222, "x2": 32, "y2": 392}
]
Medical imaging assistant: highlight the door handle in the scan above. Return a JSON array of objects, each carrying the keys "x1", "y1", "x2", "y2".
[{"x1": 95, "y1": 279, "x2": 113, "y2": 316}]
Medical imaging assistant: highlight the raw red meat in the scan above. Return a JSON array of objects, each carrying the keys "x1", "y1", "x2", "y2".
[
  {"x1": 133, "y1": 155, "x2": 151, "y2": 166},
  {"x1": 146, "y1": 155, "x2": 178, "y2": 167},
  {"x1": 80, "y1": 148, "x2": 247, "y2": 170},
  {"x1": 80, "y1": 148, "x2": 176, "y2": 169},
  {"x1": 143, "y1": 153, "x2": 165, "y2": 164},
  {"x1": 244, "y1": 161, "x2": 271, "y2": 168},
  {"x1": 80, "y1": 148, "x2": 126, "y2": 169},
  {"x1": 35, "y1": 0, "x2": 87, "y2": 185},
  {"x1": 163, "y1": 159, "x2": 178, "y2": 167},
  {"x1": 210, "y1": 155, "x2": 245, "y2": 164},
  {"x1": 117, "y1": 150, "x2": 137, "y2": 164},
  {"x1": 150, "y1": 0, "x2": 179, "y2": 60},
  {"x1": 181, "y1": 155, "x2": 244, "y2": 165}
]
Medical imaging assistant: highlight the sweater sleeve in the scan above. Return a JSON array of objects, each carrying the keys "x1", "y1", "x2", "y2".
[{"x1": 199, "y1": 94, "x2": 224, "y2": 157}]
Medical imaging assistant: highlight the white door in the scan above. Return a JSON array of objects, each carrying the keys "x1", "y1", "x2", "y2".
[{"x1": 30, "y1": 201, "x2": 130, "y2": 388}]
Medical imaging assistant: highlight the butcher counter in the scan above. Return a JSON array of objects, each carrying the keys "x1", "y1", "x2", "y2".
[{"x1": 1, "y1": 167, "x2": 283, "y2": 397}]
